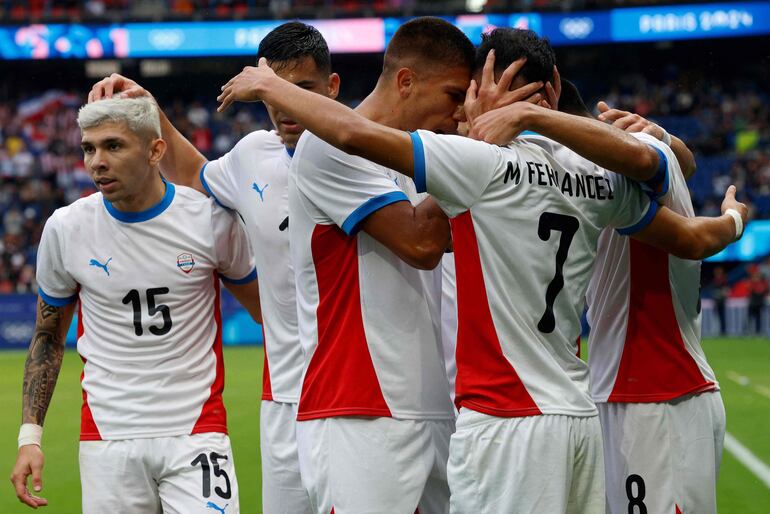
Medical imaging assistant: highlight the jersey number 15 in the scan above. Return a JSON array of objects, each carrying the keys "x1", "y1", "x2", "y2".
[{"x1": 121, "y1": 288, "x2": 173, "y2": 336}]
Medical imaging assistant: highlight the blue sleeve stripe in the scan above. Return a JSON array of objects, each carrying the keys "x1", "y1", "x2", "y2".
[
  {"x1": 220, "y1": 267, "x2": 258, "y2": 285},
  {"x1": 410, "y1": 131, "x2": 427, "y2": 193},
  {"x1": 38, "y1": 288, "x2": 77, "y2": 307},
  {"x1": 341, "y1": 191, "x2": 410, "y2": 235},
  {"x1": 617, "y1": 200, "x2": 658, "y2": 236},
  {"x1": 199, "y1": 161, "x2": 228, "y2": 210},
  {"x1": 643, "y1": 146, "x2": 669, "y2": 199}
]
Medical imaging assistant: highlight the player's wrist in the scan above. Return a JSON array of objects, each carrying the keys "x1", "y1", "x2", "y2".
[
  {"x1": 724, "y1": 208, "x2": 744, "y2": 241},
  {"x1": 18, "y1": 423, "x2": 43, "y2": 448},
  {"x1": 658, "y1": 126, "x2": 672, "y2": 146}
]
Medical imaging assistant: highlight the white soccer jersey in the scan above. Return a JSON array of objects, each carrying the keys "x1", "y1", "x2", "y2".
[
  {"x1": 289, "y1": 132, "x2": 454, "y2": 421},
  {"x1": 412, "y1": 130, "x2": 656, "y2": 417},
  {"x1": 440, "y1": 253, "x2": 458, "y2": 403},
  {"x1": 585, "y1": 133, "x2": 718, "y2": 403},
  {"x1": 36, "y1": 183, "x2": 256, "y2": 440},
  {"x1": 201, "y1": 130, "x2": 302, "y2": 403}
]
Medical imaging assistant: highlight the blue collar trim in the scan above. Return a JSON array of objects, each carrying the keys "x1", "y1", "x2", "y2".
[
  {"x1": 103, "y1": 181, "x2": 175, "y2": 223},
  {"x1": 285, "y1": 146, "x2": 295, "y2": 158}
]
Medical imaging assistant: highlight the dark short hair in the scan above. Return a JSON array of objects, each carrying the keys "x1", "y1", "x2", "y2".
[
  {"x1": 383, "y1": 17, "x2": 475, "y2": 75},
  {"x1": 558, "y1": 79, "x2": 593, "y2": 118},
  {"x1": 257, "y1": 21, "x2": 331, "y2": 74},
  {"x1": 475, "y1": 28, "x2": 555, "y2": 84}
]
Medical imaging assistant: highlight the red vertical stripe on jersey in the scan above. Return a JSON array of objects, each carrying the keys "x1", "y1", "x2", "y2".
[
  {"x1": 193, "y1": 276, "x2": 228, "y2": 434},
  {"x1": 608, "y1": 240, "x2": 714, "y2": 402},
  {"x1": 78, "y1": 300, "x2": 102, "y2": 441},
  {"x1": 676, "y1": 506, "x2": 682, "y2": 514},
  {"x1": 297, "y1": 224, "x2": 391, "y2": 420},
  {"x1": 261, "y1": 323, "x2": 273, "y2": 401},
  {"x1": 451, "y1": 212, "x2": 541, "y2": 417}
]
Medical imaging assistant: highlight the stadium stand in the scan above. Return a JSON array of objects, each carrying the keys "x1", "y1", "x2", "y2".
[{"x1": 0, "y1": 0, "x2": 728, "y2": 21}]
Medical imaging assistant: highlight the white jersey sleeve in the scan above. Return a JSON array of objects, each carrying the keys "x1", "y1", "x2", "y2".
[
  {"x1": 412, "y1": 130, "x2": 503, "y2": 216},
  {"x1": 631, "y1": 132, "x2": 682, "y2": 200},
  {"x1": 36, "y1": 210, "x2": 78, "y2": 305},
  {"x1": 200, "y1": 130, "x2": 274, "y2": 210},
  {"x1": 211, "y1": 206, "x2": 257, "y2": 283},
  {"x1": 606, "y1": 171, "x2": 659, "y2": 235},
  {"x1": 294, "y1": 135, "x2": 410, "y2": 234}
]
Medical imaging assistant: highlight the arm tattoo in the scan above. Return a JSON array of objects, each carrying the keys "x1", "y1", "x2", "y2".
[{"x1": 21, "y1": 300, "x2": 66, "y2": 425}]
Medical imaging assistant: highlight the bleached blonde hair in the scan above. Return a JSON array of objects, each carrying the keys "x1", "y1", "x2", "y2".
[{"x1": 77, "y1": 97, "x2": 161, "y2": 140}]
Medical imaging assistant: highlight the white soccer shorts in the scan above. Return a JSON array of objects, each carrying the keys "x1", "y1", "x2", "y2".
[
  {"x1": 598, "y1": 390, "x2": 726, "y2": 514},
  {"x1": 296, "y1": 416, "x2": 454, "y2": 514},
  {"x1": 447, "y1": 409, "x2": 604, "y2": 514},
  {"x1": 260, "y1": 400, "x2": 313, "y2": 514},
  {"x1": 79, "y1": 432, "x2": 239, "y2": 514}
]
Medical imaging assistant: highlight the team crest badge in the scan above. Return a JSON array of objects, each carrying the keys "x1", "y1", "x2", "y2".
[{"x1": 177, "y1": 253, "x2": 195, "y2": 274}]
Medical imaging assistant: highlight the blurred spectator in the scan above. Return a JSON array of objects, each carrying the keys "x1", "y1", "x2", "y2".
[
  {"x1": 711, "y1": 266, "x2": 730, "y2": 335},
  {"x1": 747, "y1": 265, "x2": 769, "y2": 335}
]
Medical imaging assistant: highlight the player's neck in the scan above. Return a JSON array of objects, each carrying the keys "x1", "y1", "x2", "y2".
[
  {"x1": 356, "y1": 91, "x2": 402, "y2": 130},
  {"x1": 111, "y1": 175, "x2": 166, "y2": 213}
]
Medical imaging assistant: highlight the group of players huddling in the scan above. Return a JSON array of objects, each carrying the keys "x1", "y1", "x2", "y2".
[{"x1": 11, "y1": 17, "x2": 748, "y2": 514}]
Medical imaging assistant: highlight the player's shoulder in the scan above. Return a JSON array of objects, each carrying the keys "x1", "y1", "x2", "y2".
[
  {"x1": 515, "y1": 135, "x2": 595, "y2": 173},
  {"x1": 48, "y1": 192, "x2": 103, "y2": 227},
  {"x1": 171, "y1": 184, "x2": 239, "y2": 228},
  {"x1": 172, "y1": 183, "x2": 221, "y2": 212},
  {"x1": 235, "y1": 129, "x2": 284, "y2": 155},
  {"x1": 294, "y1": 129, "x2": 373, "y2": 175}
]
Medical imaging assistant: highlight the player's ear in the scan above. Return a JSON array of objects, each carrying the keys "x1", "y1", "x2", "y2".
[
  {"x1": 327, "y1": 73, "x2": 341, "y2": 100},
  {"x1": 396, "y1": 68, "x2": 416, "y2": 99},
  {"x1": 148, "y1": 137, "x2": 167, "y2": 166}
]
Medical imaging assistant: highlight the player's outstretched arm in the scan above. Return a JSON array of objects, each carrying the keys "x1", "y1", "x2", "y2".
[
  {"x1": 89, "y1": 74, "x2": 208, "y2": 192},
  {"x1": 217, "y1": 59, "x2": 416, "y2": 178},
  {"x1": 224, "y1": 279, "x2": 263, "y2": 325},
  {"x1": 596, "y1": 101, "x2": 697, "y2": 179},
  {"x1": 632, "y1": 185, "x2": 748, "y2": 260},
  {"x1": 10, "y1": 298, "x2": 75, "y2": 509},
  {"x1": 471, "y1": 102, "x2": 661, "y2": 183}
]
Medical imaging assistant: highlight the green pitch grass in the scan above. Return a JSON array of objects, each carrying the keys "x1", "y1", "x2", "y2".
[{"x1": 1, "y1": 339, "x2": 769, "y2": 513}]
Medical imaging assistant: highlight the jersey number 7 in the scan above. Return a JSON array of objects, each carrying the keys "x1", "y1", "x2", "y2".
[{"x1": 537, "y1": 212, "x2": 579, "y2": 333}]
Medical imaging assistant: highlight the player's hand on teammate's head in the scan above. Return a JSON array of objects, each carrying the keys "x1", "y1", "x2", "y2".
[
  {"x1": 543, "y1": 65, "x2": 561, "y2": 111},
  {"x1": 465, "y1": 50, "x2": 543, "y2": 131},
  {"x1": 468, "y1": 101, "x2": 534, "y2": 146},
  {"x1": 596, "y1": 101, "x2": 666, "y2": 139},
  {"x1": 10, "y1": 444, "x2": 48, "y2": 509},
  {"x1": 720, "y1": 184, "x2": 750, "y2": 228},
  {"x1": 88, "y1": 74, "x2": 152, "y2": 103},
  {"x1": 217, "y1": 57, "x2": 277, "y2": 113}
]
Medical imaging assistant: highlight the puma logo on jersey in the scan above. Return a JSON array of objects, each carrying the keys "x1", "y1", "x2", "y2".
[
  {"x1": 279, "y1": 216, "x2": 289, "y2": 231},
  {"x1": 252, "y1": 182, "x2": 269, "y2": 201},
  {"x1": 206, "y1": 501, "x2": 228, "y2": 513},
  {"x1": 89, "y1": 257, "x2": 112, "y2": 276}
]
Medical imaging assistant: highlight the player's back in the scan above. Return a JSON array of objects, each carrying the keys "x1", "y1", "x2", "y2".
[
  {"x1": 37, "y1": 184, "x2": 255, "y2": 440},
  {"x1": 414, "y1": 130, "x2": 656, "y2": 417},
  {"x1": 288, "y1": 131, "x2": 454, "y2": 421},
  {"x1": 201, "y1": 129, "x2": 303, "y2": 403},
  {"x1": 584, "y1": 134, "x2": 718, "y2": 403}
]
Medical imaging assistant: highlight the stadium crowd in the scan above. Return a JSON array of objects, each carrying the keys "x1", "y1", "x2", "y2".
[{"x1": 2, "y1": 70, "x2": 769, "y2": 295}]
